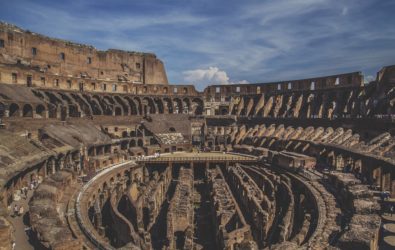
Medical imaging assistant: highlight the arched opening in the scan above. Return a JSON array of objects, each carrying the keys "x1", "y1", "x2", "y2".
[
  {"x1": 134, "y1": 97, "x2": 142, "y2": 115},
  {"x1": 0, "y1": 102, "x2": 5, "y2": 117},
  {"x1": 68, "y1": 105, "x2": 80, "y2": 117},
  {"x1": 169, "y1": 127, "x2": 176, "y2": 132},
  {"x1": 163, "y1": 98, "x2": 173, "y2": 114},
  {"x1": 192, "y1": 98, "x2": 204, "y2": 115},
  {"x1": 173, "y1": 98, "x2": 182, "y2": 114},
  {"x1": 143, "y1": 97, "x2": 156, "y2": 115},
  {"x1": 114, "y1": 96, "x2": 129, "y2": 115},
  {"x1": 137, "y1": 139, "x2": 143, "y2": 147},
  {"x1": 130, "y1": 140, "x2": 136, "y2": 147},
  {"x1": 114, "y1": 107, "x2": 122, "y2": 116},
  {"x1": 150, "y1": 137, "x2": 157, "y2": 145},
  {"x1": 23, "y1": 104, "x2": 33, "y2": 117},
  {"x1": 90, "y1": 99, "x2": 102, "y2": 115},
  {"x1": 154, "y1": 98, "x2": 164, "y2": 114},
  {"x1": 35, "y1": 104, "x2": 46, "y2": 118},
  {"x1": 9, "y1": 103, "x2": 19, "y2": 117},
  {"x1": 121, "y1": 141, "x2": 128, "y2": 150},
  {"x1": 183, "y1": 98, "x2": 190, "y2": 114}
]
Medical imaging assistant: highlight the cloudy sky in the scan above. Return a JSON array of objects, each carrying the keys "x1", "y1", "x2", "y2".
[{"x1": 1, "y1": 0, "x2": 394, "y2": 90}]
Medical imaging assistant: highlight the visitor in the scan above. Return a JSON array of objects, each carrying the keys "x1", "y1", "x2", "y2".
[
  {"x1": 18, "y1": 205, "x2": 24, "y2": 216},
  {"x1": 13, "y1": 204, "x2": 18, "y2": 217},
  {"x1": 21, "y1": 187, "x2": 26, "y2": 199},
  {"x1": 391, "y1": 205, "x2": 394, "y2": 217}
]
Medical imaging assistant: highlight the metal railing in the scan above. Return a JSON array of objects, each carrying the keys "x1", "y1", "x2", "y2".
[{"x1": 136, "y1": 155, "x2": 257, "y2": 163}]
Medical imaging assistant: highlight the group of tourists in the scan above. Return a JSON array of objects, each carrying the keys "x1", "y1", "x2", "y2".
[{"x1": 11, "y1": 179, "x2": 39, "y2": 217}]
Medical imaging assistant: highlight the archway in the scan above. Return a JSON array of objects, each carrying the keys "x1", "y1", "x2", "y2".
[
  {"x1": 9, "y1": 103, "x2": 19, "y2": 117},
  {"x1": 35, "y1": 104, "x2": 46, "y2": 118},
  {"x1": 115, "y1": 107, "x2": 122, "y2": 116},
  {"x1": 0, "y1": 102, "x2": 5, "y2": 117},
  {"x1": 23, "y1": 104, "x2": 33, "y2": 117}
]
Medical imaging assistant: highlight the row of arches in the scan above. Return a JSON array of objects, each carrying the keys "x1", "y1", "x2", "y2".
[
  {"x1": 227, "y1": 88, "x2": 395, "y2": 119},
  {"x1": 30, "y1": 90, "x2": 205, "y2": 118},
  {"x1": 0, "y1": 102, "x2": 47, "y2": 118}
]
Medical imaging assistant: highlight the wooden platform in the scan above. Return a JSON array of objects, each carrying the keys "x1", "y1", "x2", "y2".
[{"x1": 136, "y1": 152, "x2": 258, "y2": 164}]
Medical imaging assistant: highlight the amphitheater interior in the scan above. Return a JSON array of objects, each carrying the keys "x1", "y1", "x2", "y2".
[{"x1": 0, "y1": 22, "x2": 395, "y2": 250}]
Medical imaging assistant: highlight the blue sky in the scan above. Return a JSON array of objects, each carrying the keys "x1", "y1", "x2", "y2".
[{"x1": 1, "y1": 0, "x2": 395, "y2": 90}]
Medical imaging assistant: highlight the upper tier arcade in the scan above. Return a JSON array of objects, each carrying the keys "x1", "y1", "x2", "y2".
[{"x1": 0, "y1": 22, "x2": 168, "y2": 86}]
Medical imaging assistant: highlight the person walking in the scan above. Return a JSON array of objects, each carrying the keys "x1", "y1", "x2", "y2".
[
  {"x1": 391, "y1": 205, "x2": 394, "y2": 217},
  {"x1": 18, "y1": 205, "x2": 24, "y2": 216},
  {"x1": 13, "y1": 204, "x2": 18, "y2": 217},
  {"x1": 23, "y1": 187, "x2": 28, "y2": 199}
]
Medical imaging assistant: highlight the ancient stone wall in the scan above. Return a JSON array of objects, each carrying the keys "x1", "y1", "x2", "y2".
[{"x1": 0, "y1": 22, "x2": 168, "y2": 86}]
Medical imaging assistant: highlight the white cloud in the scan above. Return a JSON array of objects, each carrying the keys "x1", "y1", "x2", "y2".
[
  {"x1": 182, "y1": 67, "x2": 249, "y2": 88},
  {"x1": 183, "y1": 67, "x2": 230, "y2": 85}
]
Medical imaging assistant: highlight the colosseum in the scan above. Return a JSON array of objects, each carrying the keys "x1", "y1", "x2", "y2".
[{"x1": 0, "y1": 22, "x2": 394, "y2": 250}]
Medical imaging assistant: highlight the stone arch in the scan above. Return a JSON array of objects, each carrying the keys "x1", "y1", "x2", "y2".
[
  {"x1": 9, "y1": 103, "x2": 19, "y2": 117},
  {"x1": 192, "y1": 98, "x2": 204, "y2": 115},
  {"x1": 68, "y1": 105, "x2": 80, "y2": 117},
  {"x1": 0, "y1": 102, "x2": 5, "y2": 117},
  {"x1": 183, "y1": 98, "x2": 190, "y2": 114},
  {"x1": 56, "y1": 153, "x2": 65, "y2": 172},
  {"x1": 312, "y1": 93, "x2": 324, "y2": 118},
  {"x1": 129, "y1": 140, "x2": 136, "y2": 147},
  {"x1": 103, "y1": 95, "x2": 115, "y2": 105},
  {"x1": 142, "y1": 97, "x2": 155, "y2": 115},
  {"x1": 173, "y1": 98, "x2": 182, "y2": 114},
  {"x1": 115, "y1": 106, "x2": 122, "y2": 116},
  {"x1": 134, "y1": 97, "x2": 142, "y2": 115},
  {"x1": 114, "y1": 96, "x2": 129, "y2": 115},
  {"x1": 23, "y1": 104, "x2": 33, "y2": 117},
  {"x1": 70, "y1": 93, "x2": 92, "y2": 116},
  {"x1": 137, "y1": 139, "x2": 143, "y2": 147},
  {"x1": 35, "y1": 104, "x2": 46, "y2": 118},
  {"x1": 354, "y1": 159, "x2": 363, "y2": 175},
  {"x1": 46, "y1": 157, "x2": 56, "y2": 176},
  {"x1": 93, "y1": 95, "x2": 110, "y2": 115},
  {"x1": 163, "y1": 98, "x2": 173, "y2": 114},
  {"x1": 154, "y1": 98, "x2": 164, "y2": 114},
  {"x1": 89, "y1": 97, "x2": 103, "y2": 115},
  {"x1": 124, "y1": 97, "x2": 138, "y2": 115},
  {"x1": 335, "y1": 154, "x2": 344, "y2": 170}
]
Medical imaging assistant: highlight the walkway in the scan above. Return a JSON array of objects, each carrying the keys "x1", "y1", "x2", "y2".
[
  {"x1": 7, "y1": 188, "x2": 35, "y2": 250},
  {"x1": 136, "y1": 152, "x2": 258, "y2": 164}
]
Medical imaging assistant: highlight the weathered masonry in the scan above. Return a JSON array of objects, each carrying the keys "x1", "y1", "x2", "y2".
[{"x1": 0, "y1": 22, "x2": 394, "y2": 250}]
